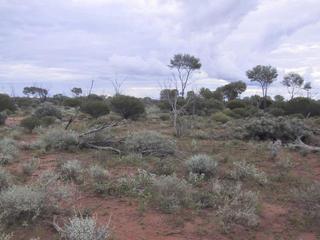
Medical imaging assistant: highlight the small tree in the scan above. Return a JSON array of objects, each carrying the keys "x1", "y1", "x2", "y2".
[
  {"x1": 169, "y1": 54, "x2": 201, "y2": 98},
  {"x1": 281, "y1": 72, "x2": 304, "y2": 100},
  {"x1": 110, "y1": 95, "x2": 145, "y2": 119},
  {"x1": 303, "y1": 82, "x2": 312, "y2": 98},
  {"x1": 222, "y1": 81, "x2": 247, "y2": 101},
  {"x1": 71, "y1": 87, "x2": 82, "y2": 97},
  {"x1": 23, "y1": 86, "x2": 48, "y2": 102},
  {"x1": 246, "y1": 65, "x2": 278, "y2": 109}
]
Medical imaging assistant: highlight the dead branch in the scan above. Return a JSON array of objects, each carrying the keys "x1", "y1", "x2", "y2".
[
  {"x1": 288, "y1": 137, "x2": 320, "y2": 152},
  {"x1": 84, "y1": 143, "x2": 121, "y2": 154},
  {"x1": 79, "y1": 120, "x2": 123, "y2": 138}
]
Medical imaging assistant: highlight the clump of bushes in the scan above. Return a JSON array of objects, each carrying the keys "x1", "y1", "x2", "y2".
[
  {"x1": 38, "y1": 128, "x2": 79, "y2": 151},
  {"x1": 244, "y1": 116, "x2": 309, "y2": 142},
  {"x1": 151, "y1": 175, "x2": 192, "y2": 213},
  {"x1": 230, "y1": 160, "x2": 268, "y2": 185},
  {"x1": 0, "y1": 168, "x2": 13, "y2": 191},
  {"x1": 63, "y1": 98, "x2": 82, "y2": 108},
  {"x1": 40, "y1": 116, "x2": 56, "y2": 127},
  {"x1": 212, "y1": 112, "x2": 231, "y2": 123},
  {"x1": 60, "y1": 160, "x2": 83, "y2": 182},
  {"x1": 34, "y1": 103, "x2": 62, "y2": 119},
  {"x1": 185, "y1": 154, "x2": 218, "y2": 178},
  {"x1": 0, "y1": 94, "x2": 15, "y2": 112},
  {"x1": 0, "y1": 112, "x2": 7, "y2": 125},
  {"x1": 0, "y1": 171, "x2": 70, "y2": 226},
  {"x1": 0, "y1": 138, "x2": 19, "y2": 164},
  {"x1": 20, "y1": 116, "x2": 40, "y2": 132},
  {"x1": 125, "y1": 131, "x2": 176, "y2": 157},
  {"x1": 217, "y1": 184, "x2": 259, "y2": 231},
  {"x1": 80, "y1": 100, "x2": 110, "y2": 118},
  {"x1": 110, "y1": 95, "x2": 145, "y2": 119},
  {"x1": 285, "y1": 97, "x2": 320, "y2": 117},
  {"x1": 58, "y1": 215, "x2": 110, "y2": 240},
  {"x1": 226, "y1": 99, "x2": 247, "y2": 110},
  {"x1": 292, "y1": 181, "x2": 320, "y2": 225}
]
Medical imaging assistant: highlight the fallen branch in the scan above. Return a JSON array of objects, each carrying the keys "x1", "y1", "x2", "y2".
[
  {"x1": 288, "y1": 137, "x2": 320, "y2": 152},
  {"x1": 79, "y1": 120, "x2": 123, "y2": 138},
  {"x1": 84, "y1": 143, "x2": 121, "y2": 154}
]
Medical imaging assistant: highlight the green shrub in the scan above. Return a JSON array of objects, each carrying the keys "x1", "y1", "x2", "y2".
[
  {"x1": 63, "y1": 98, "x2": 82, "y2": 107},
  {"x1": 0, "y1": 112, "x2": 7, "y2": 125},
  {"x1": 244, "y1": 116, "x2": 309, "y2": 142},
  {"x1": 226, "y1": 99, "x2": 246, "y2": 110},
  {"x1": 110, "y1": 95, "x2": 145, "y2": 119},
  {"x1": 125, "y1": 131, "x2": 175, "y2": 157},
  {"x1": 212, "y1": 112, "x2": 231, "y2": 123},
  {"x1": 20, "y1": 116, "x2": 41, "y2": 132},
  {"x1": 0, "y1": 168, "x2": 13, "y2": 191},
  {"x1": 0, "y1": 94, "x2": 15, "y2": 112},
  {"x1": 151, "y1": 175, "x2": 191, "y2": 213},
  {"x1": 38, "y1": 128, "x2": 79, "y2": 151},
  {"x1": 89, "y1": 165, "x2": 109, "y2": 182},
  {"x1": 268, "y1": 107, "x2": 285, "y2": 117},
  {"x1": 34, "y1": 104, "x2": 62, "y2": 119},
  {"x1": 185, "y1": 154, "x2": 218, "y2": 177},
  {"x1": 80, "y1": 100, "x2": 110, "y2": 118},
  {"x1": 159, "y1": 113, "x2": 170, "y2": 121},
  {"x1": 285, "y1": 97, "x2": 320, "y2": 117},
  {"x1": 40, "y1": 116, "x2": 56, "y2": 127},
  {"x1": 58, "y1": 215, "x2": 110, "y2": 240},
  {"x1": 0, "y1": 138, "x2": 19, "y2": 164},
  {"x1": 230, "y1": 160, "x2": 268, "y2": 185}
]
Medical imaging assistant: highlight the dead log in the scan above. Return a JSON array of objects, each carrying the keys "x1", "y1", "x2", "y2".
[
  {"x1": 84, "y1": 143, "x2": 121, "y2": 154},
  {"x1": 79, "y1": 120, "x2": 123, "y2": 138},
  {"x1": 288, "y1": 137, "x2": 320, "y2": 153}
]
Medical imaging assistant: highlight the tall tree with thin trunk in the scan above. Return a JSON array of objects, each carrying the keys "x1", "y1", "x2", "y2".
[
  {"x1": 246, "y1": 65, "x2": 278, "y2": 109},
  {"x1": 169, "y1": 54, "x2": 201, "y2": 98},
  {"x1": 281, "y1": 72, "x2": 304, "y2": 99}
]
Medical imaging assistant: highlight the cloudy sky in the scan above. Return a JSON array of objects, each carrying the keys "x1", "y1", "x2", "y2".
[{"x1": 0, "y1": 0, "x2": 320, "y2": 98}]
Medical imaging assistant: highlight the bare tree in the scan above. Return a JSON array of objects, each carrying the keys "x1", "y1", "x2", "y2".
[
  {"x1": 169, "y1": 54, "x2": 201, "y2": 98},
  {"x1": 111, "y1": 76, "x2": 125, "y2": 95},
  {"x1": 281, "y1": 72, "x2": 304, "y2": 99},
  {"x1": 161, "y1": 78, "x2": 192, "y2": 137}
]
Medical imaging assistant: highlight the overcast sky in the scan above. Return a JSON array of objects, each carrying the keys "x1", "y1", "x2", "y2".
[{"x1": 0, "y1": 0, "x2": 320, "y2": 98}]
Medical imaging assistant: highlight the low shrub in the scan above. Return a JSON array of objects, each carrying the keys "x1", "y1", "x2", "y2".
[
  {"x1": 125, "y1": 131, "x2": 175, "y2": 157},
  {"x1": 226, "y1": 99, "x2": 247, "y2": 110},
  {"x1": 0, "y1": 138, "x2": 19, "y2": 164},
  {"x1": 80, "y1": 100, "x2": 110, "y2": 118},
  {"x1": 0, "y1": 168, "x2": 13, "y2": 191},
  {"x1": 22, "y1": 158, "x2": 39, "y2": 176},
  {"x1": 38, "y1": 128, "x2": 79, "y2": 151},
  {"x1": 185, "y1": 154, "x2": 218, "y2": 178},
  {"x1": 63, "y1": 98, "x2": 82, "y2": 108},
  {"x1": 34, "y1": 103, "x2": 62, "y2": 119},
  {"x1": 230, "y1": 160, "x2": 268, "y2": 185},
  {"x1": 0, "y1": 94, "x2": 15, "y2": 112},
  {"x1": 0, "y1": 112, "x2": 7, "y2": 125},
  {"x1": 20, "y1": 116, "x2": 41, "y2": 132},
  {"x1": 151, "y1": 175, "x2": 191, "y2": 213},
  {"x1": 292, "y1": 181, "x2": 320, "y2": 225},
  {"x1": 244, "y1": 116, "x2": 309, "y2": 142},
  {"x1": 58, "y1": 215, "x2": 110, "y2": 240},
  {"x1": 60, "y1": 160, "x2": 83, "y2": 182},
  {"x1": 40, "y1": 116, "x2": 56, "y2": 127},
  {"x1": 212, "y1": 112, "x2": 231, "y2": 123},
  {"x1": 217, "y1": 184, "x2": 259, "y2": 231},
  {"x1": 110, "y1": 95, "x2": 145, "y2": 119},
  {"x1": 0, "y1": 175, "x2": 70, "y2": 226},
  {"x1": 89, "y1": 165, "x2": 109, "y2": 182}
]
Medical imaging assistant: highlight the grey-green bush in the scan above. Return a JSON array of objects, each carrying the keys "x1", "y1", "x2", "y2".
[
  {"x1": 0, "y1": 138, "x2": 19, "y2": 164},
  {"x1": 185, "y1": 154, "x2": 218, "y2": 177},
  {"x1": 151, "y1": 175, "x2": 191, "y2": 213},
  {"x1": 34, "y1": 103, "x2": 62, "y2": 119},
  {"x1": 60, "y1": 160, "x2": 83, "y2": 182},
  {"x1": 0, "y1": 168, "x2": 12, "y2": 191},
  {"x1": 0, "y1": 112, "x2": 7, "y2": 125},
  {"x1": 38, "y1": 128, "x2": 79, "y2": 151},
  {"x1": 125, "y1": 131, "x2": 175, "y2": 157},
  {"x1": 59, "y1": 215, "x2": 110, "y2": 240}
]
